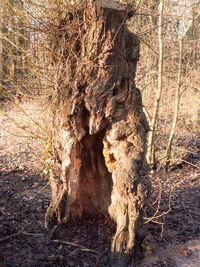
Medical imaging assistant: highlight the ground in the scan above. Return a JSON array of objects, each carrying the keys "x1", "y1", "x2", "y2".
[{"x1": 0, "y1": 101, "x2": 200, "y2": 266}]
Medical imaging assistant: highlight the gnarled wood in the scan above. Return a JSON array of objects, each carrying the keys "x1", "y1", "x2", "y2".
[{"x1": 46, "y1": 0, "x2": 150, "y2": 265}]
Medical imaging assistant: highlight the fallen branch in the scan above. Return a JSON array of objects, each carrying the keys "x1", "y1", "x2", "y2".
[
  {"x1": 0, "y1": 229, "x2": 44, "y2": 242},
  {"x1": 177, "y1": 159, "x2": 200, "y2": 170},
  {"x1": 22, "y1": 231, "x2": 44, "y2": 237},
  {"x1": 52, "y1": 239, "x2": 97, "y2": 254},
  {"x1": 0, "y1": 228, "x2": 24, "y2": 242},
  {"x1": 161, "y1": 157, "x2": 200, "y2": 170}
]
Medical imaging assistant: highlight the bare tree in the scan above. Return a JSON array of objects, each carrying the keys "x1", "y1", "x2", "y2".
[{"x1": 166, "y1": 7, "x2": 200, "y2": 162}]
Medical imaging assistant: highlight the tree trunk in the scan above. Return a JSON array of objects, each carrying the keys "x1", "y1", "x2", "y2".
[
  {"x1": 0, "y1": 1, "x2": 6, "y2": 92},
  {"x1": 147, "y1": 0, "x2": 164, "y2": 167},
  {"x1": 45, "y1": 0, "x2": 150, "y2": 265}
]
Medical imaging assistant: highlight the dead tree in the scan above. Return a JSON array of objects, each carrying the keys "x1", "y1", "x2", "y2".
[{"x1": 45, "y1": 0, "x2": 150, "y2": 265}]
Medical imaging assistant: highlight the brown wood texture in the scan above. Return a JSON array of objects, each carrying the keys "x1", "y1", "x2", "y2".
[{"x1": 46, "y1": 1, "x2": 150, "y2": 265}]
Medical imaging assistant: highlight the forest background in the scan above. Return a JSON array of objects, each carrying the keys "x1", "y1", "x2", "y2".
[
  {"x1": 0, "y1": 0, "x2": 199, "y2": 169},
  {"x1": 0, "y1": 0, "x2": 200, "y2": 265}
]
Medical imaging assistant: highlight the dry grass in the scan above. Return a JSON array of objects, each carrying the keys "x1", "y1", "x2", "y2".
[{"x1": 0, "y1": 98, "x2": 52, "y2": 173}]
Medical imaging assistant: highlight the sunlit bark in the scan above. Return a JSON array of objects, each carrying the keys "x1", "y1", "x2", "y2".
[{"x1": 45, "y1": 1, "x2": 150, "y2": 265}]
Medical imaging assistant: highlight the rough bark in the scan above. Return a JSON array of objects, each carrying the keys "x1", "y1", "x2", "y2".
[{"x1": 46, "y1": 0, "x2": 150, "y2": 265}]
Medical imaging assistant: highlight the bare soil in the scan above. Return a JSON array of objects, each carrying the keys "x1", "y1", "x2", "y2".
[{"x1": 0, "y1": 102, "x2": 200, "y2": 266}]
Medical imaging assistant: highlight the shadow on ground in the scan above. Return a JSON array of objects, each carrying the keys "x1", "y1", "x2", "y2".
[{"x1": 0, "y1": 161, "x2": 200, "y2": 266}]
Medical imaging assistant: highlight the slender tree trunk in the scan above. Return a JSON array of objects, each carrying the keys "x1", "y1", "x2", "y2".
[
  {"x1": 0, "y1": 39, "x2": 3, "y2": 90},
  {"x1": 166, "y1": 38, "x2": 183, "y2": 161},
  {"x1": 0, "y1": 3, "x2": 9, "y2": 100},
  {"x1": 0, "y1": 2, "x2": 4, "y2": 89},
  {"x1": 147, "y1": 0, "x2": 164, "y2": 167},
  {"x1": 166, "y1": 12, "x2": 200, "y2": 164},
  {"x1": 45, "y1": 1, "x2": 150, "y2": 265}
]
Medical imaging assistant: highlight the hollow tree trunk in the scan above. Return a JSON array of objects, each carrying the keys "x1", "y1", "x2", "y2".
[{"x1": 46, "y1": 0, "x2": 150, "y2": 265}]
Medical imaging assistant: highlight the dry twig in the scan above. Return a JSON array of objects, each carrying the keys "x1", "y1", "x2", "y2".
[
  {"x1": 0, "y1": 228, "x2": 24, "y2": 242},
  {"x1": 52, "y1": 239, "x2": 98, "y2": 254},
  {"x1": 0, "y1": 228, "x2": 44, "y2": 242}
]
